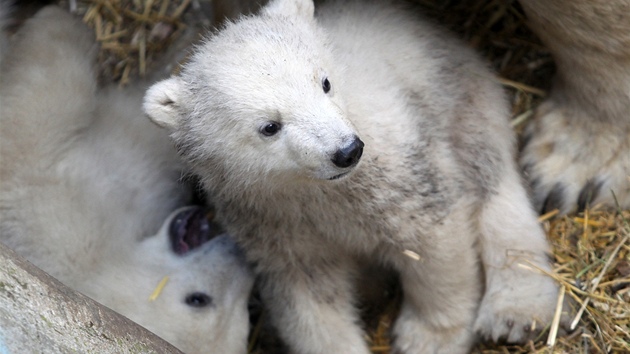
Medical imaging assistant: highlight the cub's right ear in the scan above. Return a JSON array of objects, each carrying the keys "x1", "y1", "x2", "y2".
[{"x1": 143, "y1": 78, "x2": 183, "y2": 130}]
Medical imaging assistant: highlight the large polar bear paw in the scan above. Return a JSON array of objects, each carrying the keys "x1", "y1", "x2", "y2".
[
  {"x1": 520, "y1": 101, "x2": 630, "y2": 214},
  {"x1": 474, "y1": 269, "x2": 561, "y2": 343}
]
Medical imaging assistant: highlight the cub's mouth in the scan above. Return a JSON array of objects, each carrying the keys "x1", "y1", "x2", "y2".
[
  {"x1": 169, "y1": 207, "x2": 225, "y2": 255},
  {"x1": 328, "y1": 172, "x2": 350, "y2": 180}
]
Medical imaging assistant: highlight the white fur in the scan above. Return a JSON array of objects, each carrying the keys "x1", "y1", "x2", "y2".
[
  {"x1": 0, "y1": 7, "x2": 253, "y2": 353},
  {"x1": 145, "y1": 0, "x2": 560, "y2": 353}
]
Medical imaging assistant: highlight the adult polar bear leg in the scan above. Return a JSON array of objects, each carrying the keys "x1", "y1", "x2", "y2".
[
  {"x1": 389, "y1": 199, "x2": 482, "y2": 354},
  {"x1": 474, "y1": 167, "x2": 561, "y2": 341},
  {"x1": 257, "y1": 257, "x2": 370, "y2": 354},
  {"x1": 517, "y1": 0, "x2": 630, "y2": 214}
]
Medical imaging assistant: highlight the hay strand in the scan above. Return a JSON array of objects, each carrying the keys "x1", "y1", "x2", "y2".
[{"x1": 546, "y1": 284, "x2": 565, "y2": 347}]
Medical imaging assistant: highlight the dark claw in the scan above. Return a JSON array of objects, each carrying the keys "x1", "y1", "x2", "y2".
[
  {"x1": 528, "y1": 176, "x2": 539, "y2": 192},
  {"x1": 541, "y1": 183, "x2": 565, "y2": 214},
  {"x1": 521, "y1": 164, "x2": 536, "y2": 193},
  {"x1": 545, "y1": 252, "x2": 556, "y2": 264},
  {"x1": 611, "y1": 281, "x2": 630, "y2": 294},
  {"x1": 519, "y1": 132, "x2": 533, "y2": 152},
  {"x1": 476, "y1": 330, "x2": 490, "y2": 343},
  {"x1": 577, "y1": 179, "x2": 603, "y2": 212}
]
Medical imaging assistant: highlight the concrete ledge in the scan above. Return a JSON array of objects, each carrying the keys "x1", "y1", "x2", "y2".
[{"x1": 0, "y1": 242, "x2": 182, "y2": 353}]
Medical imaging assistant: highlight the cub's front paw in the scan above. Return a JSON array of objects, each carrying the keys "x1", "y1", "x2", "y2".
[
  {"x1": 474, "y1": 271, "x2": 562, "y2": 343},
  {"x1": 520, "y1": 101, "x2": 630, "y2": 214}
]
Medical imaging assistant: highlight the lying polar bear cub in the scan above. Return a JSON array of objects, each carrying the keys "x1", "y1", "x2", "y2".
[
  {"x1": 145, "y1": 0, "x2": 562, "y2": 353},
  {"x1": 0, "y1": 6, "x2": 253, "y2": 354}
]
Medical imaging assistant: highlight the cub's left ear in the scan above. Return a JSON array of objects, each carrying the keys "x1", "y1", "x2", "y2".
[
  {"x1": 263, "y1": 0, "x2": 314, "y2": 21},
  {"x1": 143, "y1": 77, "x2": 184, "y2": 130}
]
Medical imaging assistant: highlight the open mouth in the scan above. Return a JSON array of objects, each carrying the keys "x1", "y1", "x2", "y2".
[{"x1": 169, "y1": 207, "x2": 225, "y2": 255}]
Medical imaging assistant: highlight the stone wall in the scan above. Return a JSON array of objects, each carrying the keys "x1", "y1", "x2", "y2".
[{"x1": 0, "y1": 243, "x2": 181, "y2": 353}]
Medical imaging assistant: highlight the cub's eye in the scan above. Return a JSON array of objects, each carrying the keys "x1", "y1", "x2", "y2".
[
  {"x1": 322, "y1": 77, "x2": 331, "y2": 94},
  {"x1": 260, "y1": 121, "x2": 281, "y2": 136},
  {"x1": 185, "y1": 292, "x2": 213, "y2": 308}
]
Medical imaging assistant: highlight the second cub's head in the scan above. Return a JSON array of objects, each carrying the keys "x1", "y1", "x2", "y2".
[{"x1": 144, "y1": 0, "x2": 363, "y2": 188}]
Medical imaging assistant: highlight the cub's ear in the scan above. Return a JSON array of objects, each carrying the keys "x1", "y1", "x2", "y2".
[
  {"x1": 143, "y1": 78, "x2": 183, "y2": 130},
  {"x1": 263, "y1": 0, "x2": 314, "y2": 20}
]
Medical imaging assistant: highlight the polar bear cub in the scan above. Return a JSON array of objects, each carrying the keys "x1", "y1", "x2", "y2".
[
  {"x1": 92, "y1": 206, "x2": 254, "y2": 354},
  {"x1": 0, "y1": 7, "x2": 253, "y2": 354},
  {"x1": 145, "y1": 0, "x2": 561, "y2": 353}
]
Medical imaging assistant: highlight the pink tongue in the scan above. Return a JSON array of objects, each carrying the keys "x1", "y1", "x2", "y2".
[{"x1": 169, "y1": 207, "x2": 224, "y2": 255}]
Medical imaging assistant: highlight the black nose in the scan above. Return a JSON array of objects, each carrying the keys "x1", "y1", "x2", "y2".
[{"x1": 331, "y1": 136, "x2": 364, "y2": 168}]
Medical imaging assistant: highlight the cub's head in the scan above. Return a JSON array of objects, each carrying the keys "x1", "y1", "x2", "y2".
[
  {"x1": 96, "y1": 206, "x2": 254, "y2": 354},
  {"x1": 144, "y1": 0, "x2": 363, "y2": 190}
]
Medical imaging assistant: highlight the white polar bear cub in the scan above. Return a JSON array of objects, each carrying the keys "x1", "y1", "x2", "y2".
[
  {"x1": 145, "y1": 0, "x2": 561, "y2": 353},
  {"x1": 0, "y1": 7, "x2": 253, "y2": 354}
]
